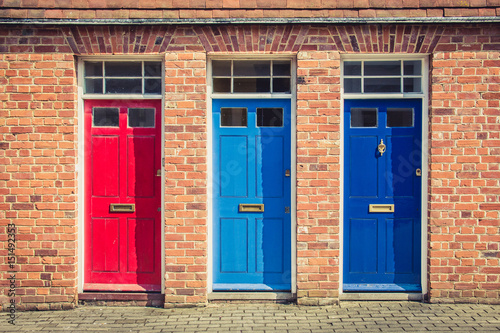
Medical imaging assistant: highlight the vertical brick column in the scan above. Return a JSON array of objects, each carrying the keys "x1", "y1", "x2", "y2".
[
  {"x1": 429, "y1": 50, "x2": 500, "y2": 303},
  {"x1": 296, "y1": 51, "x2": 341, "y2": 305},
  {"x1": 0, "y1": 53, "x2": 77, "y2": 310},
  {"x1": 163, "y1": 52, "x2": 208, "y2": 307}
]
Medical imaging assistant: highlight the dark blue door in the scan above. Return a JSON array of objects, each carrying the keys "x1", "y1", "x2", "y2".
[
  {"x1": 213, "y1": 99, "x2": 291, "y2": 291},
  {"x1": 344, "y1": 99, "x2": 422, "y2": 292}
]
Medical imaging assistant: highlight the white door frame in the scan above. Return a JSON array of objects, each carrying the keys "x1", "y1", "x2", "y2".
[
  {"x1": 76, "y1": 56, "x2": 165, "y2": 294},
  {"x1": 339, "y1": 54, "x2": 429, "y2": 298},
  {"x1": 206, "y1": 55, "x2": 297, "y2": 297}
]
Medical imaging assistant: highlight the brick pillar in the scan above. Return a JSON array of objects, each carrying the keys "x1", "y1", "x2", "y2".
[
  {"x1": 163, "y1": 52, "x2": 208, "y2": 307},
  {"x1": 295, "y1": 51, "x2": 341, "y2": 305}
]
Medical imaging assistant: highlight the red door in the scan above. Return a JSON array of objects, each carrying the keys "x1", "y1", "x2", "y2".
[{"x1": 84, "y1": 100, "x2": 162, "y2": 292}]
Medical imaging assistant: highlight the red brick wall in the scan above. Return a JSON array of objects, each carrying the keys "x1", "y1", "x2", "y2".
[
  {"x1": 296, "y1": 50, "x2": 341, "y2": 305},
  {"x1": 163, "y1": 51, "x2": 208, "y2": 307},
  {"x1": 1, "y1": 0, "x2": 499, "y2": 20},
  {"x1": 0, "y1": 51, "x2": 78, "y2": 310},
  {"x1": 0, "y1": 23, "x2": 499, "y2": 310},
  {"x1": 429, "y1": 25, "x2": 500, "y2": 303}
]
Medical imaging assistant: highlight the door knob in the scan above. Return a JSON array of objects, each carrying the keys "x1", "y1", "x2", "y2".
[{"x1": 378, "y1": 139, "x2": 386, "y2": 156}]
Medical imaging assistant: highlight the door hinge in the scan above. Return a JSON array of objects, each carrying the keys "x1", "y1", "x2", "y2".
[
  {"x1": 162, "y1": 157, "x2": 165, "y2": 167},
  {"x1": 285, "y1": 206, "x2": 290, "y2": 214}
]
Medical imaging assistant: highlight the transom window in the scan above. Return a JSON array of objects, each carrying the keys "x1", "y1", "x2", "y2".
[
  {"x1": 343, "y1": 60, "x2": 423, "y2": 94},
  {"x1": 92, "y1": 107, "x2": 156, "y2": 128},
  {"x1": 212, "y1": 60, "x2": 291, "y2": 94},
  {"x1": 84, "y1": 61, "x2": 162, "y2": 95}
]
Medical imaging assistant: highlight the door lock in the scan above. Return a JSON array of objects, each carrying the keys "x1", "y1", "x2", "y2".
[{"x1": 416, "y1": 168, "x2": 422, "y2": 177}]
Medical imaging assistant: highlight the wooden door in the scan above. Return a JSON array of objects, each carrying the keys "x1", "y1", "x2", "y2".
[
  {"x1": 212, "y1": 99, "x2": 291, "y2": 291},
  {"x1": 343, "y1": 99, "x2": 422, "y2": 292},
  {"x1": 84, "y1": 99, "x2": 161, "y2": 292}
]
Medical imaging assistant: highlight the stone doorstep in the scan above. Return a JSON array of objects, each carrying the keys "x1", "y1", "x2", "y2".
[
  {"x1": 208, "y1": 292, "x2": 296, "y2": 302},
  {"x1": 340, "y1": 293, "x2": 424, "y2": 301},
  {"x1": 78, "y1": 292, "x2": 164, "y2": 302},
  {"x1": 78, "y1": 292, "x2": 165, "y2": 307}
]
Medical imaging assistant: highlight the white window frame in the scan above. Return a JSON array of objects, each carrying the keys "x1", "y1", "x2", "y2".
[{"x1": 80, "y1": 56, "x2": 164, "y2": 100}]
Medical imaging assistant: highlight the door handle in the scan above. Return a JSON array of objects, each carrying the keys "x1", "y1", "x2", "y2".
[
  {"x1": 110, "y1": 203, "x2": 135, "y2": 213},
  {"x1": 369, "y1": 204, "x2": 394, "y2": 213},
  {"x1": 239, "y1": 204, "x2": 264, "y2": 212}
]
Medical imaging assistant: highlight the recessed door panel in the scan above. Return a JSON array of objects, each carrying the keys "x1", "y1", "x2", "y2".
[
  {"x1": 91, "y1": 218, "x2": 119, "y2": 272},
  {"x1": 126, "y1": 218, "x2": 156, "y2": 273},
  {"x1": 213, "y1": 99, "x2": 291, "y2": 291},
  {"x1": 220, "y1": 218, "x2": 248, "y2": 273},
  {"x1": 344, "y1": 99, "x2": 422, "y2": 292},
  {"x1": 127, "y1": 136, "x2": 155, "y2": 198},
  {"x1": 385, "y1": 218, "x2": 415, "y2": 274},
  {"x1": 256, "y1": 218, "x2": 284, "y2": 273},
  {"x1": 220, "y1": 136, "x2": 248, "y2": 198},
  {"x1": 385, "y1": 135, "x2": 416, "y2": 198},
  {"x1": 256, "y1": 136, "x2": 284, "y2": 198},
  {"x1": 349, "y1": 219, "x2": 378, "y2": 274},
  {"x1": 85, "y1": 99, "x2": 161, "y2": 292},
  {"x1": 92, "y1": 136, "x2": 119, "y2": 197},
  {"x1": 350, "y1": 136, "x2": 378, "y2": 198}
]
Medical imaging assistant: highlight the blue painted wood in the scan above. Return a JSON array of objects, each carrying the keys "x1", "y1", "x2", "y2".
[
  {"x1": 213, "y1": 99, "x2": 291, "y2": 291},
  {"x1": 212, "y1": 283, "x2": 290, "y2": 291},
  {"x1": 343, "y1": 283, "x2": 421, "y2": 292},
  {"x1": 344, "y1": 99, "x2": 422, "y2": 292}
]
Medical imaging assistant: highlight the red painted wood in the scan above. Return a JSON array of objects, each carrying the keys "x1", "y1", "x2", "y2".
[{"x1": 85, "y1": 100, "x2": 162, "y2": 292}]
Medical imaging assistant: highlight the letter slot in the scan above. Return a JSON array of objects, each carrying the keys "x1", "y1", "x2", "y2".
[
  {"x1": 110, "y1": 204, "x2": 135, "y2": 213},
  {"x1": 239, "y1": 204, "x2": 264, "y2": 213},
  {"x1": 369, "y1": 204, "x2": 394, "y2": 213}
]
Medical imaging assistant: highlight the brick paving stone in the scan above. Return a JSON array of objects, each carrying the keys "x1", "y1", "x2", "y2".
[{"x1": 1, "y1": 302, "x2": 500, "y2": 332}]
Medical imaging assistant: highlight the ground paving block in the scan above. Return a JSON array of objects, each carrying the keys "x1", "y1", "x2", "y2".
[{"x1": 1, "y1": 302, "x2": 500, "y2": 332}]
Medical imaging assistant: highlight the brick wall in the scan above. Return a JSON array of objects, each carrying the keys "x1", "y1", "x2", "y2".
[
  {"x1": 0, "y1": 23, "x2": 499, "y2": 310},
  {"x1": 296, "y1": 50, "x2": 341, "y2": 305},
  {"x1": 429, "y1": 25, "x2": 500, "y2": 302},
  {"x1": 163, "y1": 51, "x2": 208, "y2": 307},
  {"x1": 0, "y1": 52, "x2": 78, "y2": 310},
  {"x1": 1, "y1": 0, "x2": 499, "y2": 20}
]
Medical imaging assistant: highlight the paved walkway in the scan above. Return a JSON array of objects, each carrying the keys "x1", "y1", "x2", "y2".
[{"x1": 1, "y1": 301, "x2": 499, "y2": 332}]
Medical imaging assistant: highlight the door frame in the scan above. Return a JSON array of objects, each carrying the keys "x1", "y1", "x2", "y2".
[
  {"x1": 206, "y1": 55, "x2": 297, "y2": 296},
  {"x1": 339, "y1": 54, "x2": 429, "y2": 298},
  {"x1": 77, "y1": 56, "x2": 165, "y2": 294}
]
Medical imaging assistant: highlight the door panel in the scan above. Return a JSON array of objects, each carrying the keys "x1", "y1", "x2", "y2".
[
  {"x1": 349, "y1": 136, "x2": 378, "y2": 197},
  {"x1": 213, "y1": 99, "x2": 291, "y2": 291},
  {"x1": 344, "y1": 99, "x2": 422, "y2": 292},
  {"x1": 91, "y1": 218, "x2": 119, "y2": 272},
  {"x1": 85, "y1": 99, "x2": 162, "y2": 292},
  {"x1": 127, "y1": 136, "x2": 156, "y2": 197},
  {"x1": 92, "y1": 136, "x2": 120, "y2": 197},
  {"x1": 256, "y1": 136, "x2": 284, "y2": 198}
]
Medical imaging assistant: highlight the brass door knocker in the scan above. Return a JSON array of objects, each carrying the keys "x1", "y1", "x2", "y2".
[{"x1": 378, "y1": 139, "x2": 386, "y2": 156}]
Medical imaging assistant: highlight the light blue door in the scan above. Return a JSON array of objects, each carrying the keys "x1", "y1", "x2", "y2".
[
  {"x1": 213, "y1": 99, "x2": 291, "y2": 291},
  {"x1": 344, "y1": 99, "x2": 422, "y2": 292}
]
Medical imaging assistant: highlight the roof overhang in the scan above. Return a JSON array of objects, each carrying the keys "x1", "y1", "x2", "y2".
[{"x1": 1, "y1": 16, "x2": 500, "y2": 25}]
